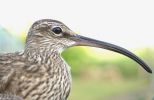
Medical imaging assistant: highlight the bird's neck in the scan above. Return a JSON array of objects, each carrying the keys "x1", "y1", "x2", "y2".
[
  {"x1": 24, "y1": 46, "x2": 62, "y2": 64},
  {"x1": 23, "y1": 44, "x2": 71, "y2": 80}
]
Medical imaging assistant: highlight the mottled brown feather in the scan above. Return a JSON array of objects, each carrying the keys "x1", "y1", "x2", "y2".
[{"x1": 0, "y1": 19, "x2": 74, "y2": 100}]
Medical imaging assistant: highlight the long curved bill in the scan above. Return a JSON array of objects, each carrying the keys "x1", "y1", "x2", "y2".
[{"x1": 70, "y1": 34, "x2": 152, "y2": 73}]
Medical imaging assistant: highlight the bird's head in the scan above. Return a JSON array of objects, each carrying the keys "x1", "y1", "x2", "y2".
[{"x1": 25, "y1": 19, "x2": 152, "y2": 73}]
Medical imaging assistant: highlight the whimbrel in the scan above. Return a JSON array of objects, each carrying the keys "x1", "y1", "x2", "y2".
[{"x1": 0, "y1": 19, "x2": 152, "y2": 100}]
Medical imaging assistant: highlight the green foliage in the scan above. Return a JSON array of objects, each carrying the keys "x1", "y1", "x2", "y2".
[
  {"x1": 68, "y1": 78, "x2": 147, "y2": 100},
  {"x1": 62, "y1": 47, "x2": 154, "y2": 78},
  {"x1": 113, "y1": 59, "x2": 139, "y2": 78},
  {"x1": 62, "y1": 47, "x2": 90, "y2": 76}
]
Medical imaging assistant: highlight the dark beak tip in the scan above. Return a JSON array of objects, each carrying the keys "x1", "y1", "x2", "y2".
[
  {"x1": 148, "y1": 69, "x2": 152, "y2": 74},
  {"x1": 145, "y1": 67, "x2": 152, "y2": 74}
]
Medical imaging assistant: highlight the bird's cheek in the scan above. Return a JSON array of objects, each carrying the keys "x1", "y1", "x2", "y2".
[
  {"x1": 68, "y1": 41, "x2": 76, "y2": 47},
  {"x1": 63, "y1": 40, "x2": 76, "y2": 47}
]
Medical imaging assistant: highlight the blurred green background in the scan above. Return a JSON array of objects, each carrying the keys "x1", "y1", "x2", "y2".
[{"x1": 0, "y1": 26, "x2": 154, "y2": 100}]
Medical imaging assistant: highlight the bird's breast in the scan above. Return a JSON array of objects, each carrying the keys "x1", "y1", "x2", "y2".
[{"x1": 18, "y1": 61, "x2": 72, "y2": 100}]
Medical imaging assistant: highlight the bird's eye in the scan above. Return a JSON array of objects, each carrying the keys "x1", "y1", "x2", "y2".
[{"x1": 52, "y1": 27, "x2": 62, "y2": 34}]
